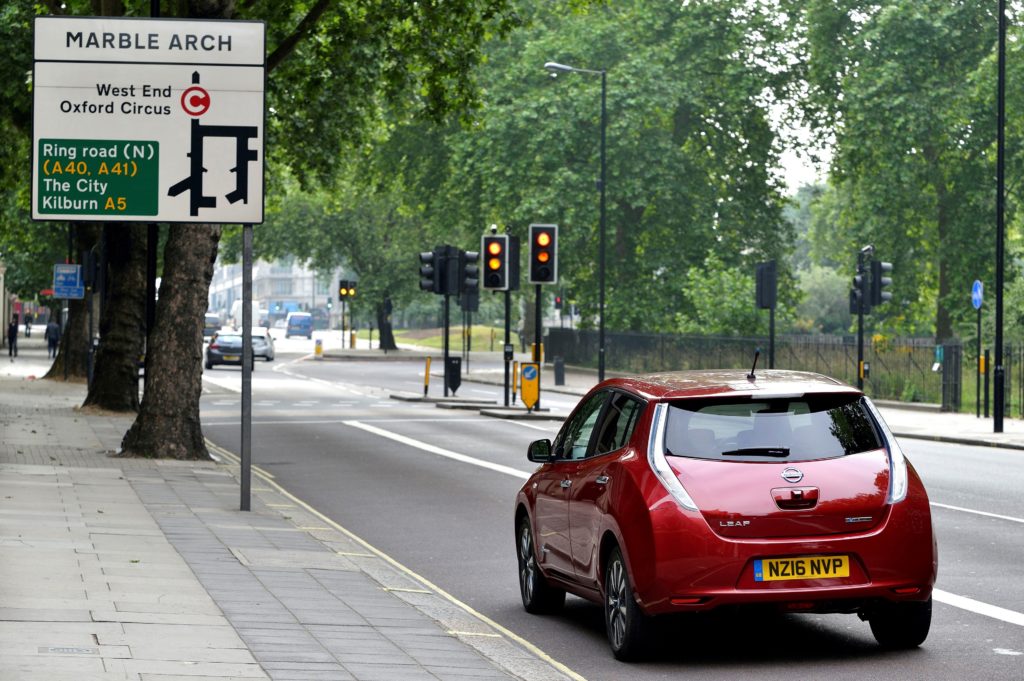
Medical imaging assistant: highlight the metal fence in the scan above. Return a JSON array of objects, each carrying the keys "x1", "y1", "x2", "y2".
[{"x1": 547, "y1": 329, "x2": 972, "y2": 409}]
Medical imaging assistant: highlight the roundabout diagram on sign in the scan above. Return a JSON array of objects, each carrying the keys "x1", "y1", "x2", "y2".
[{"x1": 181, "y1": 85, "x2": 210, "y2": 116}]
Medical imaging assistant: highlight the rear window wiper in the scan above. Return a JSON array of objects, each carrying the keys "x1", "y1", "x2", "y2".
[{"x1": 720, "y1": 447, "x2": 790, "y2": 458}]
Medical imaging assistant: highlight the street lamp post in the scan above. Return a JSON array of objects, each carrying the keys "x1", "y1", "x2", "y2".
[{"x1": 545, "y1": 61, "x2": 608, "y2": 382}]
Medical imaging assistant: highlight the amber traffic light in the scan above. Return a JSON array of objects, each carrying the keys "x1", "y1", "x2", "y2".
[{"x1": 529, "y1": 224, "x2": 558, "y2": 284}]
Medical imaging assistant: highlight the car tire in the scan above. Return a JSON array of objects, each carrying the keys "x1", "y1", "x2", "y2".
[
  {"x1": 204, "y1": 360, "x2": 212, "y2": 370},
  {"x1": 868, "y1": 597, "x2": 932, "y2": 649},
  {"x1": 604, "y1": 546, "x2": 650, "y2": 662},
  {"x1": 516, "y1": 517, "x2": 565, "y2": 614}
]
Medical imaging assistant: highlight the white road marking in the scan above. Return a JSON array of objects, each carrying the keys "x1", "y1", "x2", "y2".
[
  {"x1": 344, "y1": 420, "x2": 530, "y2": 480},
  {"x1": 202, "y1": 417, "x2": 487, "y2": 427},
  {"x1": 930, "y1": 502, "x2": 1024, "y2": 525},
  {"x1": 506, "y1": 421, "x2": 559, "y2": 433},
  {"x1": 934, "y1": 589, "x2": 1024, "y2": 627}
]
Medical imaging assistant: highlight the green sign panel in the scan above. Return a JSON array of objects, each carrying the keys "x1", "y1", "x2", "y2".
[{"x1": 36, "y1": 139, "x2": 159, "y2": 216}]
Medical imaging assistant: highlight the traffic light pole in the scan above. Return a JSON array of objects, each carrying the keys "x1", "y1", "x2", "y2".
[
  {"x1": 534, "y1": 284, "x2": 542, "y2": 410},
  {"x1": 340, "y1": 299, "x2": 346, "y2": 348},
  {"x1": 443, "y1": 294, "x2": 450, "y2": 397},
  {"x1": 856, "y1": 250, "x2": 867, "y2": 391},
  {"x1": 504, "y1": 290, "x2": 511, "y2": 407}
]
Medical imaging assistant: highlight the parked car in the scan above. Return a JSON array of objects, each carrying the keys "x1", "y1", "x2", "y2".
[
  {"x1": 251, "y1": 327, "x2": 275, "y2": 361},
  {"x1": 514, "y1": 369, "x2": 936, "y2": 661},
  {"x1": 285, "y1": 311, "x2": 313, "y2": 339},
  {"x1": 204, "y1": 332, "x2": 255, "y2": 370},
  {"x1": 203, "y1": 312, "x2": 221, "y2": 340}
]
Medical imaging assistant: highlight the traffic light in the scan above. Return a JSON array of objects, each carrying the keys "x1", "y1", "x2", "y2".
[
  {"x1": 481, "y1": 235, "x2": 509, "y2": 290},
  {"x1": 871, "y1": 260, "x2": 893, "y2": 306},
  {"x1": 755, "y1": 261, "x2": 777, "y2": 309},
  {"x1": 554, "y1": 294, "x2": 563, "y2": 310},
  {"x1": 461, "y1": 250, "x2": 479, "y2": 292},
  {"x1": 529, "y1": 224, "x2": 558, "y2": 284},
  {"x1": 850, "y1": 268, "x2": 869, "y2": 314},
  {"x1": 419, "y1": 249, "x2": 440, "y2": 293},
  {"x1": 338, "y1": 279, "x2": 356, "y2": 299}
]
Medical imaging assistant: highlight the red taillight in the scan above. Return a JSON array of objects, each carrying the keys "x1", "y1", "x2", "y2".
[
  {"x1": 783, "y1": 602, "x2": 816, "y2": 611},
  {"x1": 210, "y1": 343, "x2": 220, "y2": 350},
  {"x1": 893, "y1": 587, "x2": 921, "y2": 595},
  {"x1": 670, "y1": 597, "x2": 705, "y2": 606}
]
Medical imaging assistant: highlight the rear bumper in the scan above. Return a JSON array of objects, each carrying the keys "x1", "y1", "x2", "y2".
[
  {"x1": 207, "y1": 354, "x2": 245, "y2": 366},
  {"x1": 632, "y1": 487, "x2": 936, "y2": 616}
]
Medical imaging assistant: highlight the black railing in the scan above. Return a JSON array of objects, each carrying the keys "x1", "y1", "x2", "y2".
[{"x1": 547, "y1": 329, "x2": 965, "y2": 408}]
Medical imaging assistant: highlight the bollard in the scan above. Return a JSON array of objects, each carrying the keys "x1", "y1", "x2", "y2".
[
  {"x1": 350, "y1": 330, "x2": 357, "y2": 349},
  {"x1": 314, "y1": 338, "x2": 323, "y2": 359},
  {"x1": 424, "y1": 356, "x2": 432, "y2": 396},
  {"x1": 512, "y1": 360, "x2": 519, "y2": 405},
  {"x1": 554, "y1": 356, "x2": 565, "y2": 385}
]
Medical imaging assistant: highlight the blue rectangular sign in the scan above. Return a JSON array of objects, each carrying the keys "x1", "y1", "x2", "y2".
[{"x1": 53, "y1": 263, "x2": 84, "y2": 299}]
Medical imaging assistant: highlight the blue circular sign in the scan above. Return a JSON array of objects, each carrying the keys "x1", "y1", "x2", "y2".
[
  {"x1": 972, "y1": 280, "x2": 984, "y2": 310},
  {"x1": 522, "y1": 365, "x2": 538, "y2": 381}
]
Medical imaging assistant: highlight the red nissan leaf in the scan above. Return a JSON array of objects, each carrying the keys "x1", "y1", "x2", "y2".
[{"x1": 514, "y1": 370, "x2": 936, "y2": 660}]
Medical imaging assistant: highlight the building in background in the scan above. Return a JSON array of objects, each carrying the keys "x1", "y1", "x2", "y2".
[{"x1": 208, "y1": 258, "x2": 347, "y2": 330}]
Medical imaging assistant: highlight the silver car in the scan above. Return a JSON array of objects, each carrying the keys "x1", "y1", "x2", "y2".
[{"x1": 251, "y1": 327, "x2": 275, "y2": 361}]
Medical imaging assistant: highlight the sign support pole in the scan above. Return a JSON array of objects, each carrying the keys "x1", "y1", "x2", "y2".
[
  {"x1": 240, "y1": 223, "x2": 252, "y2": 512},
  {"x1": 977, "y1": 306, "x2": 982, "y2": 418}
]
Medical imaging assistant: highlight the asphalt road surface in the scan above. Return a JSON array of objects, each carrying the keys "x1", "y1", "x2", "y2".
[{"x1": 200, "y1": 350, "x2": 1024, "y2": 681}]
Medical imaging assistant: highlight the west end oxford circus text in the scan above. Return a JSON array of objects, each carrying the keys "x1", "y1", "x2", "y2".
[{"x1": 66, "y1": 31, "x2": 233, "y2": 52}]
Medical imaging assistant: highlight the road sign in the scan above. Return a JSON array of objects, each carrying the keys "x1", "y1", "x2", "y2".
[
  {"x1": 32, "y1": 17, "x2": 265, "y2": 223},
  {"x1": 521, "y1": 362, "x2": 540, "y2": 411},
  {"x1": 53, "y1": 263, "x2": 85, "y2": 299},
  {"x1": 972, "y1": 280, "x2": 984, "y2": 310}
]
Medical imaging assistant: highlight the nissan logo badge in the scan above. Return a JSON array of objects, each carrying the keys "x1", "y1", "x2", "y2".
[{"x1": 781, "y1": 467, "x2": 804, "y2": 484}]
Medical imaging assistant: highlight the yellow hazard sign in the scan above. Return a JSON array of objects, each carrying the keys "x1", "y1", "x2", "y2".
[{"x1": 521, "y1": 362, "x2": 540, "y2": 411}]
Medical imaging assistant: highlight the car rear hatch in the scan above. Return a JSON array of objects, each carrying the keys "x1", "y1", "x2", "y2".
[
  {"x1": 667, "y1": 453, "x2": 890, "y2": 538},
  {"x1": 661, "y1": 392, "x2": 892, "y2": 539}
]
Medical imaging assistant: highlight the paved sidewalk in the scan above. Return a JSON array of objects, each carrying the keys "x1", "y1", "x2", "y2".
[{"x1": 0, "y1": 335, "x2": 578, "y2": 681}]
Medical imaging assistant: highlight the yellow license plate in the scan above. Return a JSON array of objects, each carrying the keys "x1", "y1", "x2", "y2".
[
  {"x1": 223, "y1": 355, "x2": 239, "y2": 361},
  {"x1": 754, "y1": 556, "x2": 849, "y2": 582}
]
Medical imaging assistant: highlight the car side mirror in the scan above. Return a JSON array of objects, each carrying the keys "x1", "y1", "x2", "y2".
[{"x1": 527, "y1": 439, "x2": 554, "y2": 463}]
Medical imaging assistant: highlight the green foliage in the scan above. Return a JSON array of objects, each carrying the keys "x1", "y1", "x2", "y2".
[
  {"x1": 372, "y1": 0, "x2": 797, "y2": 334},
  {"x1": 796, "y1": 0, "x2": 1011, "y2": 340},
  {"x1": 794, "y1": 265, "x2": 851, "y2": 335},
  {"x1": 675, "y1": 252, "x2": 789, "y2": 337}
]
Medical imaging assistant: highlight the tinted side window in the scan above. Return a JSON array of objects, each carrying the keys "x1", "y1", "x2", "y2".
[
  {"x1": 592, "y1": 393, "x2": 644, "y2": 456},
  {"x1": 556, "y1": 393, "x2": 608, "y2": 461}
]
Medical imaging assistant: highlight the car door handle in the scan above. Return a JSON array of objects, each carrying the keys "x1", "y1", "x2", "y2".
[
  {"x1": 560, "y1": 480, "x2": 572, "y2": 488},
  {"x1": 595, "y1": 475, "x2": 610, "y2": 485}
]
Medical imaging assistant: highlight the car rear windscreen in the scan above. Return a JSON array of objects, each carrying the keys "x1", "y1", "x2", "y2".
[{"x1": 664, "y1": 393, "x2": 883, "y2": 462}]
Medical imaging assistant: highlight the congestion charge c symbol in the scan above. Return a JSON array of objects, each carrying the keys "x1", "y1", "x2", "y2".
[{"x1": 181, "y1": 86, "x2": 211, "y2": 116}]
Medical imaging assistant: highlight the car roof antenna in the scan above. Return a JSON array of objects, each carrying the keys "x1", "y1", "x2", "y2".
[{"x1": 747, "y1": 348, "x2": 761, "y2": 381}]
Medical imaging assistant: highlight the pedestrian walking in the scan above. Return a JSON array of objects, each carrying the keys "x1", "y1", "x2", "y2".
[
  {"x1": 45, "y1": 319, "x2": 61, "y2": 359},
  {"x1": 7, "y1": 317, "x2": 18, "y2": 361},
  {"x1": 24, "y1": 315, "x2": 32, "y2": 338}
]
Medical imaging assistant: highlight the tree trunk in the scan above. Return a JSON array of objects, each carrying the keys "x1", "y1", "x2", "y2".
[
  {"x1": 44, "y1": 224, "x2": 99, "y2": 382},
  {"x1": 121, "y1": 225, "x2": 221, "y2": 459},
  {"x1": 376, "y1": 300, "x2": 397, "y2": 351},
  {"x1": 933, "y1": 162, "x2": 953, "y2": 343},
  {"x1": 82, "y1": 224, "x2": 147, "y2": 411}
]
